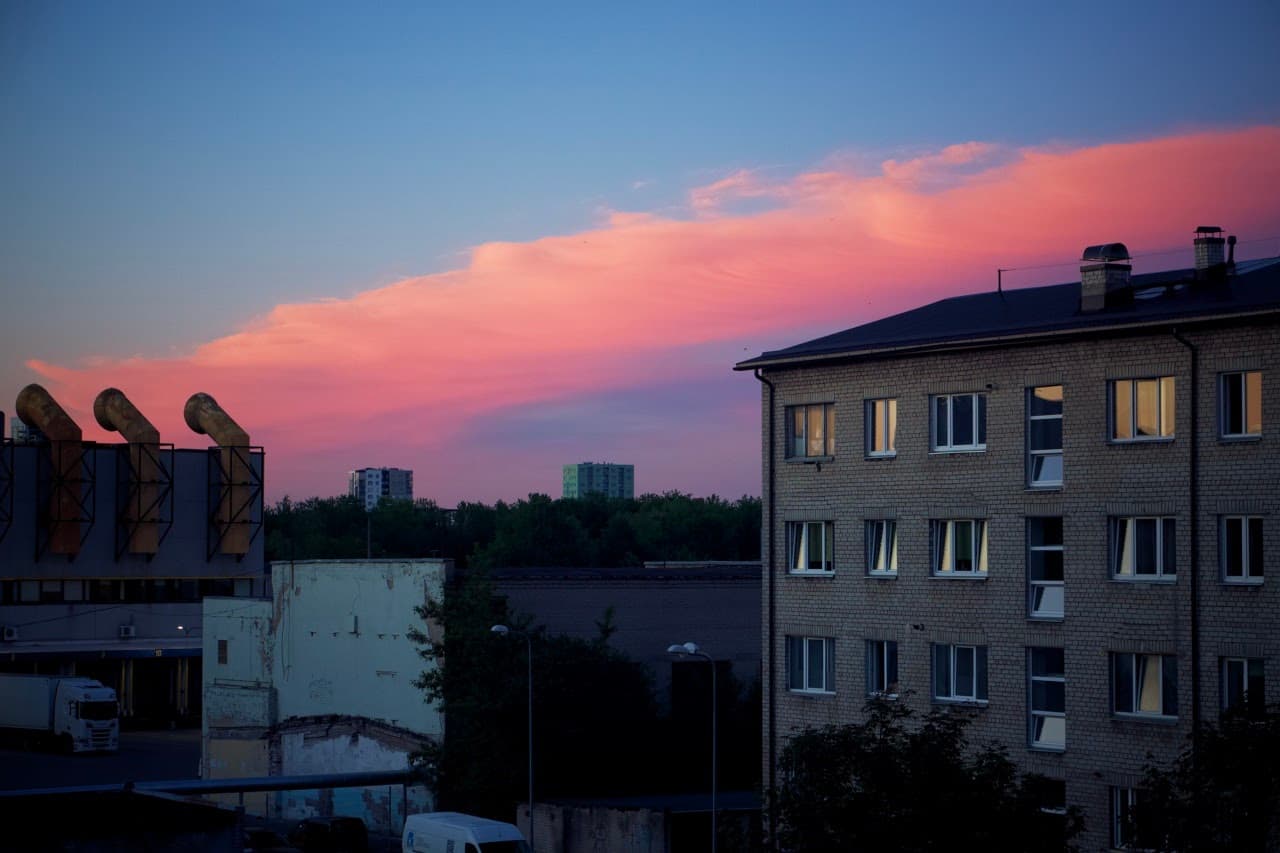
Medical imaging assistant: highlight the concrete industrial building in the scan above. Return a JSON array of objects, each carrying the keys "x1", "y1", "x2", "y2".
[
  {"x1": 0, "y1": 387, "x2": 265, "y2": 724},
  {"x1": 201, "y1": 558, "x2": 446, "y2": 833},
  {"x1": 562, "y1": 461, "x2": 635, "y2": 499},
  {"x1": 737, "y1": 228, "x2": 1278, "y2": 850},
  {"x1": 348, "y1": 466, "x2": 414, "y2": 511}
]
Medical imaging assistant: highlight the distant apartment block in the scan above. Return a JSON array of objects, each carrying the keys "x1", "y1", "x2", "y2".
[
  {"x1": 737, "y1": 227, "x2": 1279, "y2": 851},
  {"x1": 562, "y1": 461, "x2": 634, "y2": 499},
  {"x1": 9, "y1": 415, "x2": 45, "y2": 444},
  {"x1": 348, "y1": 467, "x2": 414, "y2": 511}
]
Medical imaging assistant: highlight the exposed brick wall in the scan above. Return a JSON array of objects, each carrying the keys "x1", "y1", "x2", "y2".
[{"x1": 758, "y1": 321, "x2": 1279, "y2": 850}]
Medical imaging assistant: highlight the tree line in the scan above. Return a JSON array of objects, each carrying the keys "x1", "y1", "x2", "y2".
[{"x1": 265, "y1": 491, "x2": 762, "y2": 568}]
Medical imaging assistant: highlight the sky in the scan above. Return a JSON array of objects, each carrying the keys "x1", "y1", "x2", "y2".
[{"x1": 2, "y1": 1, "x2": 1279, "y2": 504}]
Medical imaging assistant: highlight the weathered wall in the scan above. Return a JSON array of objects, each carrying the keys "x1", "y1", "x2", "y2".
[{"x1": 524, "y1": 804, "x2": 667, "y2": 853}]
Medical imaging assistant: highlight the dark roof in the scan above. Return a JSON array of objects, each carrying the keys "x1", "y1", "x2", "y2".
[{"x1": 736, "y1": 257, "x2": 1280, "y2": 370}]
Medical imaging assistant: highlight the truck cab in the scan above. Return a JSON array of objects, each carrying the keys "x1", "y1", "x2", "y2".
[{"x1": 56, "y1": 679, "x2": 119, "y2": 753}]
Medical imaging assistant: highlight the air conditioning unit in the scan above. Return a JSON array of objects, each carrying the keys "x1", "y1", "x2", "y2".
[
  {"x1": 1, "y1": 626, "x2": 17, "y2": 642},
  {"x1": 118, "y1": 625, "x2": 137, "y2": 639}
]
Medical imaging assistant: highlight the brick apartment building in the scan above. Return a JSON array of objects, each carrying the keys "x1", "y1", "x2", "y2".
[{"x1": 736, "y1": 228, "x2": 1278, "y2": 850}]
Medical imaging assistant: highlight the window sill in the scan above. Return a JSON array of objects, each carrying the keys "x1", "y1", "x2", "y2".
[
  {"x1": 930, "y1": 573, "x2": 989, "y2": 580},
  {"x1": 1218, "y1": 433, "x2": 1261, "y2": 443},
  {"x1": 1110, "y1": 576, "x2": 1177, "y2": 585},
  {"x1": 867, "y1": 692, "x2": 900, "y2": 701},
  {"x1": 865, "y1": 572, "x2": 898, "y2": 580},
  {"x1": 932, "y1": 698, "x2": 988, "y2": 708},
  {"x1": 789, "y1": 688, "x2": 835, "y2": 698},
  {"x1": 1028, "y1": 614, "x2": 1064, "y2": 622},
  {"x1": 1026, "y1": 482, "x2": 1063, "y2": 491},
  {"x1": 1028, "y1": 744, "x2": 1066, "y2": 754},
  {"x1": 1108, "y1": 437, "x2": 1175, "y2": 445},
  {"x1": 1223, "y1": 577, "x2": 1264, "y2": 587},
  {"x1": 928, "y1": 447, "x2": 987, "y2": 456},
  {"x1": 865, "y1": 451, "x2": 897, "y2": 460},
  {"x1": 788, "y1": 570, "x2": 835, "y2": 578},
  {"x1": 1112, "y1": 712, "x2": 1179, "y2": 725},
  {"x1": 784, "y1": 455, "x2": 834, "y2": 465}
]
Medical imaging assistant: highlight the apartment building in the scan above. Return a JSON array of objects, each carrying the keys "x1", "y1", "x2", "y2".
[
  {"x1": 348, "y1": 466, "x2": 414, "y2": 511},
  {"x1": 736, "y1": 228, "x2": 1278, "y2": 850},
  {"x1": 562, "y1": 461, "x2": 635, "y2": 499}
]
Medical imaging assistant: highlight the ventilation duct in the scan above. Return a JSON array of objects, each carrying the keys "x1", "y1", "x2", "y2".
[
  {"x1": 94, "y1": 388, "x2": 161, "y2": 555},
  {"x1": 15, "y1": 384, "x2": 84, "y2": 556},
  {"x1": 184, "y1": 393, "x2": 252, "y2": 555}
]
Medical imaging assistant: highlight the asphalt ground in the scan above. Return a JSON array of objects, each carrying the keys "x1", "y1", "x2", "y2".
[{"x1": 0, "y1": 727, "x2": 200, "y2": 791}]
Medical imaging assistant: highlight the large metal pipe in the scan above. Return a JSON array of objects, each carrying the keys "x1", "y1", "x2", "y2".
[
  {"x1": 94, "y1": 388, "x2": 160, "y2": 554},
  {"x1": 184, "y1": 393, "x2": 251, "y2": 555},
  {"x1": 15, "y1": 384, "x2": 83, "y2": 556}
]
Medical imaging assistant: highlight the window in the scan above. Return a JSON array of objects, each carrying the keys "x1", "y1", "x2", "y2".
[
  {"x1": 865, "y1": 398, "x2": 897, "y2": 457},
  {"x1": 1027, "y1": 385, "x2": 1063, "y2": 487},
  {"x1": 1111, "y1": 787, "x2": 1144, "y2": 849},
  {"x1": 866, "y1": 640, "x2": 899, "y2": 696},
  {"x1": 1221, "y1": 657, "x2": 1264, "y2": 717},
  {"x1": 786, "y1": 521, "x2": 834, "y2": 574},
  {"x1": 1220, "y1": 371, "x2": 1262, "y2": 437},
  {"x1": 787, "y1": 636, "x2": 834, "y2": 693},
  {"x1": 931, "y1": 393, "x2": 987, "y2": 451},
  {"x1": 1110, "y1": 517, "x2": 1175, "y2": 579},
  {"x1": 785, "y1": 403, "x2": 835, "y2": 458},
  {"x1": 1027, "y1": 518, "x2": 1064, "y2": 618},
  {"x1": 932, "y1": 644, "x2": 988, "y2": 702},
  {"x1": 865, "y1": 520, "x2": 898, "y2": 576},
  {"x1": 931, "y1": 519, "x2": 988, "y2": 575},
  {"x1": 1029, "y1": 648, "x2": 1065, "y2": 751},
  {"x1": 217, "y1": 639, "x2": 229, "y2": 666},
  {"x1": 1112, "y1": 653, "x2": 1177, "y2": 718},
  {"x1": 1111, "y1": 377, "x2": 1175, "y2": 440},
  {"x1": 1221, "y1": 516, "x2": 1263, "y2": 582}
]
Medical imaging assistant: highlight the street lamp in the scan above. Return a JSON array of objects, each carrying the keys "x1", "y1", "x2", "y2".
[
  {"x1": 668, "y1": 641, "x2": 717, "y2": 853},
  {"x1": 492, "y1": 624, "x2": 534, "y2": 849}
]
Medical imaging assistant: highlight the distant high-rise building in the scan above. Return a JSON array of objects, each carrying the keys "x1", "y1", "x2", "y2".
[
  {"x1": 562, "y1": 462, "x2": 634, "y2": 499},
  {"x1": 10, "y1": 415, "x2": 46, "y2": 444},
  {"x1": 348, "y1": 467, "x2": 414, "y2": 511}
]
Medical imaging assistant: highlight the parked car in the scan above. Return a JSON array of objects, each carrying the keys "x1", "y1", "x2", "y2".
[{"x1": 287, "y1": 816, "x2": 369, "y2": 853}]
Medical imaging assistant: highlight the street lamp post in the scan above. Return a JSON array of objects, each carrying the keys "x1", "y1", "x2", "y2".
[
  {"x1": 492, "y1": 624, "x2": 534, "y2": 849},
  {"x1": 667, "y1": 641, "x2": 716, "y2": 853}
]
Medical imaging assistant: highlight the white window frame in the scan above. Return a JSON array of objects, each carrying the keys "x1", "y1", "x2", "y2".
[
  {"x1": 930, "y1": 519, "x2": 988, "y2": 576},
  {"x1": 865, "y1": 519, "x2": 898, "y2": 576},
  {"x1": 1110, "y1": 376, "x2": 1175, "y2": 441},
  {"x1": 1027, "y1": 517, "x2": 1064, "y2": 619},
  {"x1": 865, "y1": 639, "x2": 899, "y2": 697},
  {"x1": 786, "y1": 635, "x2": 835, "y2": 694},
  {"x1": 1111, "y1": 787, "x2": 1142, "y2": 849},
  {"x1": 1221, "y1": 656, "x2": 1265, "y2": 716},
  {"x1": 1026, "y1": 385, "x2": 1063, "y2": 487},
  {"x1": 1220, "y1": 515, "x2": 1263, "y2": 583},
  {"x1": 930, "y1": 392, "x2": 987, "y2": 452},
  {"x1": 932, "y1": 643, "x2": 988, "y2": 703},
  {"x1": 786, "y1": 521, "x2": 834, "y2": 575},
  {"x1": 1112, "y1": 652, "x2": 1177, "y2": 719},
  {"x1": 1028, "y1": 647, "x2": 1065, "y2": 751},
  {"x1": 785, "y1": 403, "x2": 836, "y2": 459},
  {"x1": 864, "y1": 398, "x2": 897, "y2": 458},
  {"x1": 1219, "y1": 370, "x2": 1262, "y2": 438},
  {"x1": 1110, "y1": 516, "x2": 1176, "y2": 580}
]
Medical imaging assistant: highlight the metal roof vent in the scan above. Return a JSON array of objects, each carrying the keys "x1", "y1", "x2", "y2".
[
  {"x1": 1081, "y1": 243, "x2": 1131, "y2": 263},
  {"x1": 1080, "y1": 242, "x2": 1133, "y2": 313}
]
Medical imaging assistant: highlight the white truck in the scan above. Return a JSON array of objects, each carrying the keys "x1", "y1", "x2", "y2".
[
  {"x1": 403, "y1": 812, "x2": 531, "y2": 853},
  {"x1": 0, "y1": 674, "x2": 119, "y2": 753}
]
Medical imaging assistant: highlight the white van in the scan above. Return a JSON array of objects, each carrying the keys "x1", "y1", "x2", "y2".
[{"x1": 402, "y1": 812, "x2": 532, "y2": 853}]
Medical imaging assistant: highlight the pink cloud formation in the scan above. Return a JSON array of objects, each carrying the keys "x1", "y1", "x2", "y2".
[{"x1": 28, "y1": 126, "x2": 1280, "y2": 502}]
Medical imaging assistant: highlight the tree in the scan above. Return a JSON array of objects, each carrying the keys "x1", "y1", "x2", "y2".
[
  {"x1": 1134, "y1": 708, "x2": 1280, "y2": 851},
  {"x1": 771, "y1": 698, "x2": 1082, "y2": 852}
]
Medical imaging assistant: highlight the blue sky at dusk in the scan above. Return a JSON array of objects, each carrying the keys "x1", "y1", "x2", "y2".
[{"x1": 3, "y1": 1, "x2": 1279, "y2": 502}]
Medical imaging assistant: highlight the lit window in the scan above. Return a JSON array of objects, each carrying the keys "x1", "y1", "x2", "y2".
[
  {"x1": 865, "y1": 520, "x2": 898, "y2": 576},
  {"x1": 931, "y1": 519, "x2": 988, "y2": 576},
  {"x1": 932, "y1": 643, "x2": 988, "y2": 702},
  {"x1": 786, "y1": 521, "x2": 834, "y2": 574},
  {"x1": 865, "y1": 398, "x2": 897, "y2": 457},
  {"x1": 1027, "y1": 517, "x2": 1064, "y2": 619},
  {"x1": 1221, "y1": 516, "x2": 1263, "y2": 582},
  {"x1": 1111, "y1": 377, "x2": 1175, "y2": 440},
  {"x1": 787, "y1": 636, "x2": 834, "y2": 693},
  {"x1": 1221, "y1": 657, "x2": 1265, "y2": 718},
  {"x1": 865, "y1": 640, "x2": 899, "y2": 696},
  {"x1": 1219, "y1": 371, "x2": 1262, "y2": 437},
  {"x1": 1027, "y1": 385, "x2": 1063, "y2": 487},
  {"x1": 931, "y1": 393, "x2": 987, "y2": 452},
  {"x1": 785, "y1": 403, "x2": 835, "y2": 458},
  {"x1": 1028, "y1": 648, "x2": 1065, "y2": 751},
  {"x1": 1110, "y1": 517, "x2": 1175, "y2": 580},
  {"x1": 1112, "y1": 652, "x2": 1177, "y2": 718}
]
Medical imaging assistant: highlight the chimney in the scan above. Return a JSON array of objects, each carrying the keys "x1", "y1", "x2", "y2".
[
  {"x1": 1079, "y1": 242, "x2": 1132, "y2": 313},
  {"x1": 15, "y1": 384, "x2": 84, "y2": 556},
  {"x1": 1194, "y1": 226, "x2": 1226, "y2": 273},
  {"x1": 94, "y1": 388, "x2": 161, "y2": 555},
  {"x1": 184, "y1": 393, "x2": 252, "y2": 556}
]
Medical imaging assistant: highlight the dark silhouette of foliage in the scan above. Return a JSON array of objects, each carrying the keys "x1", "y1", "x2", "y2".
[
  {"x1": 771, "y1": 698, "x2": 1083, "y2": 852},
  {"x1": 1134, "y1": 707, "x2": 1280, "y2": 851}
]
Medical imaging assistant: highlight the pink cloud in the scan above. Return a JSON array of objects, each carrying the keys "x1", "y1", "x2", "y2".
[{"x1": 27, "y1": 126, "x2": 1280, "y2": 502}]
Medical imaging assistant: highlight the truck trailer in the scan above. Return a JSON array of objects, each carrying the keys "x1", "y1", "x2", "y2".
[{"x1": 0, "y1": 674, "x2": 119, "y2": 753}]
